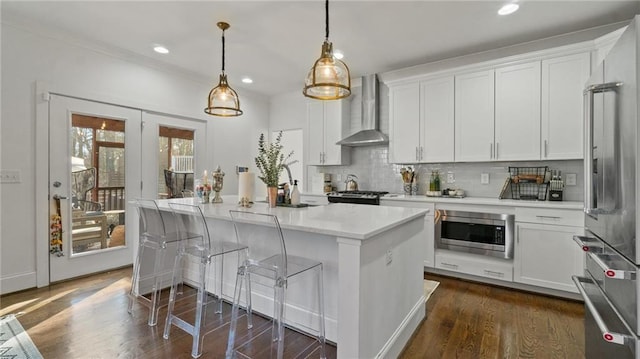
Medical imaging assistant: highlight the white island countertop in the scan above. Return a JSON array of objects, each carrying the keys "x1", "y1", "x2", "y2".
[{"x1": 157, "y1": 196, "x2": 428, "y2": 240}]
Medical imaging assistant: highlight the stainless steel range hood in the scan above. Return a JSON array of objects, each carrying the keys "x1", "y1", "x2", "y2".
[{"x1": 336, "y1": 74, "x2": 389, "y2": 147}]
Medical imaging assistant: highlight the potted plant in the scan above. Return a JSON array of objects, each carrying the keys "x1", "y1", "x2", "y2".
[{"x1": 255, "y1": 131, "x2": 293, "y2": 207}]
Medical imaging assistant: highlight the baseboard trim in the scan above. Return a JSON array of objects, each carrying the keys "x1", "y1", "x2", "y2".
[
  {"x1": 376, "y1": 295, "x2": 426, "y2": 359},
  {"x1": 1, "y1": 271, "x2": 37, "y2": 295}
]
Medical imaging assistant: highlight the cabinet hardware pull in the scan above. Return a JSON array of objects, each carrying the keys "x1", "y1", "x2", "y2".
[
  {"x1": 415, "y1": 147, "x2": 419, "y2": 161},
  {"x1": 544, "y1": 140, "x2": 548, "y2": 158},
  {"x1": 490, "y1": 143, "x2": 493, "y2": 159},
  {"x1": 535, "y1": 215, "x2": 561, "y2": 219},
  {"x1": 496, "y1": 142, "x2": 499, "y2": 159},
  {"x1": 441, "y1": 262, "x2": 459, "y2": 269},
  {"x1": 484, "y1": 269, "x2": 504, "y2": 277},
  {"x1": 420, "y1": 147, "x2": 424, "y2": 161}
]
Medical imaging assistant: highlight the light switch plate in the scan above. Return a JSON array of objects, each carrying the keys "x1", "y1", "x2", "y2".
[
  {"x1": 0, "y1": 170, "x2": 20, "y2": 183},
  {"x1": 481, "y1": 173, "x2": 490, "y2": 184},
  {"x1": 566, "y1": 173, "x2": 577, "y2": 186}
]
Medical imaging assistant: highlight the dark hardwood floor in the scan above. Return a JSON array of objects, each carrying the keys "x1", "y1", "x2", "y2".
[
  {"x1": 400, "y1": 273, "x2": 585, "y2": 359},
  {"x1": 0, "y1": 268, "x2": 584, "y2": 358}
]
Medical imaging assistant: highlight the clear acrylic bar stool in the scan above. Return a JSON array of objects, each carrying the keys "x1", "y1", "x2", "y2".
[
  {"x1": 163, "y1": 202, "x2": 249, "y2": 358},
  {"x1": 128, "y1": 198, "x2": 181, "y2": 326},
  {"x1": 226, "y1": 210, "x2": 326, "y2": 359}
]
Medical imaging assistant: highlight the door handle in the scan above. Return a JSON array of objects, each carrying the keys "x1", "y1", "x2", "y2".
[
  {"x1": 572, "y1": 235, "x2": 602, "y2": 254},
  {"x1": 586, "y1": 251, "x2": 635, "y2": 280},
  {"x1": 583, "y1": 82, "x2": 623, "y2": 216},
  {"x1": 573, "y1": 276, "x2": 637, "y2": 346},
  {"x1": 53, "y1": 194, "x2": 68, "y2": 200}
]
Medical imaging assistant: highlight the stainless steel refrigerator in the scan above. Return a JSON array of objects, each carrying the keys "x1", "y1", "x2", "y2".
[{"x1": 573, "y1": 14, "x2": 640, "y2": 358}]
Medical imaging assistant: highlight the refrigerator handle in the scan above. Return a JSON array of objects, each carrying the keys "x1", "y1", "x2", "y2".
[
  {"x1": 573, "y1": 276, "x2": 638, "y2": 346},
  {"x1": 583, "y1": 82, "x2": 623, "y2": 216},
  {"x1": 586, "y1": 251, "x2": 636, "y2": 280},
  {"x1": 572, "y1": 235, "x2": 602, "y2": 254}
]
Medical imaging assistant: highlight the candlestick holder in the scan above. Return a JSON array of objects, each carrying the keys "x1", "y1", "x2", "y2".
[{"x1": 211, "y1": 165, "x2": 225, "y2": 203}]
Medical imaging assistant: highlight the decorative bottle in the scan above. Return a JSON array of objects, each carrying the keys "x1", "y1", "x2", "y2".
[{"x1": 290, "y1": 180, "x2": 301, "y2": 205}]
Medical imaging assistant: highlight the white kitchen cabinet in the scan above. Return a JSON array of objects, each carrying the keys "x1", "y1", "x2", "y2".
[
  {"x1": 454, "y1": 69, "x2": 495, "y2": 162},
  {"x1": 494, "y1": 61, "x2": 541, "y2": 161},
  {"x1": 435, "y1": 250, "x2": 514, "y2": 281},
  {"x1": 389, "y1": 82, "x2": 421, "y2": 163},
  {"x1": 541, "y1": 52, "x2": 591, "y2": 160},
  {"x1": 514, "y1": 208, "x2": 584, "y2": 293},
  {"x1": 307, "y1": 100, "x2": 350, "y2": 165},
  {"x1": 420, "y1": 77, "x2": 455, "y2": 163},
  {"x1": 389, "y1": 78, "x2": 454, "y2": 163}
]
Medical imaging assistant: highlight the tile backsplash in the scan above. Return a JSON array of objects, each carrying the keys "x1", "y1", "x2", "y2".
[{"x1": 310, "y1": 145, "x2": 584, "y2": 201}]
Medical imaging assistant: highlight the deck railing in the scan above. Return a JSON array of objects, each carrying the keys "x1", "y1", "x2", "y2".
[{"x1": 97, "y1": 186, "x2": 125, "y2": 211}]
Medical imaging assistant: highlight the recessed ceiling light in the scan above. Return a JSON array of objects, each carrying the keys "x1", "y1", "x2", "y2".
[
  {"x1": 498, "y1": 3, "x2": 519, "y2": 15},
  {"x1": 241, "y1": 77, "x2": 253, "y2": 84},
  {"x1": 153, "y1": 45, "x2": 169, "y2": 54},
  {"x1": 334, "y1": 50, "x2": 344, "y2": 60}
]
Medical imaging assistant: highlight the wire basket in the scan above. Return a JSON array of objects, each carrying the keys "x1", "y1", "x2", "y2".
[{"x1": 509, "y1": 166, "x2": 549, "y2": 201}]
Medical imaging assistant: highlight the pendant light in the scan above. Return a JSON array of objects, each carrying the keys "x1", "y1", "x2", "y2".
[
  {"x1": 303, "y1": 0, "x2": 351, "y2": 100},
  {"x1": 205, "y1": 22, "x2": 243, "y2": 117}
]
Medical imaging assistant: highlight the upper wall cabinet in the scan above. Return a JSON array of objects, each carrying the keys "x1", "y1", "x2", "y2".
[
  {"x1": 389, "y1": 82, "x2": 421, "y2": 163},
  {"x1": 421, "y1": 77, "x2": 455, "y2": 163},
  {"x1": 541, "y1": 52, "x2": 591, "y2": 160},
  {"x1": 389, "y1": 77, "x2": 454, "y2": 163},
  {"x1": 494, "y1": 61, "x2": 542, "y2": 161},
  {"x1": 307, "y1": 100, "x2": 350, "y2": 166},
  {"x1": 455, "y1": 70, "x2": 495, "y2": 162}
]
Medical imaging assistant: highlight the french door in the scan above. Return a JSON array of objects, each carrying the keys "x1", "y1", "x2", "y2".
[
  {"x1": 140, "y1": 112, "x2": 206, "y2": 200},
  {"x1": 49, "y1": 95, "x2": 141, "y2": 282}
]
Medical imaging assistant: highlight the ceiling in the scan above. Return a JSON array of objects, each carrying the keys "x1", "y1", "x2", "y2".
[{"x1": 2, "y1": 1, "x2": 639, "y2": 96}]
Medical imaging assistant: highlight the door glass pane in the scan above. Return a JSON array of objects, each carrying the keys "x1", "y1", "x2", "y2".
[
  {"x1": 70, "y1": 115, "x2": 126, "y2": 255},
  {"x1": 158, "y1": 126, "x2": 194, "y2": 198}
]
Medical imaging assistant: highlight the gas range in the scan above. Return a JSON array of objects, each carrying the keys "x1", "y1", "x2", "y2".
[{"x1": 326, "y1": 191, "x2": 389, "y2": 205}]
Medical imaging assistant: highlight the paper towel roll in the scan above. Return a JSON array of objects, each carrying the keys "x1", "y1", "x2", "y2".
[{"x1": 238, "y1": 172, "x2": 255, "y2": 202}]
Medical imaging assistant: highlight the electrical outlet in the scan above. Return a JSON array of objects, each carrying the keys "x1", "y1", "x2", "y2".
[
  {"x1": 447, "y1": 172, "x2": 455, "y2": 183},
  {"x1": 566, "y1": 173, "x2": 577, "y2": 186},
  {"x1": 481, "y1": 173, "x2": 490, "y2": 184},
  {"x1": 385, "y1": 249, "x2": 393, "y2": 265}
]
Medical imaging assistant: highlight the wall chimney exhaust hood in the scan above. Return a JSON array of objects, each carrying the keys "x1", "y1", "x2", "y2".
[{"x1": 336, "y1": 74, "x2": 388, "y2": 147}]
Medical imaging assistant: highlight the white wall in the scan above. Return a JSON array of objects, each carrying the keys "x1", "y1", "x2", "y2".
[{"x1": 0, "y1": 21, "x2": 269, "y2": 294}]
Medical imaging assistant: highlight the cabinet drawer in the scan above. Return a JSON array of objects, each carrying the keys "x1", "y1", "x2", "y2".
[
  {"x1": 435, "y1": 251, "x2": 513, "y2": 282},
  {"x1": 515, "y1": 207, "x2": 583, "y2": 226}
]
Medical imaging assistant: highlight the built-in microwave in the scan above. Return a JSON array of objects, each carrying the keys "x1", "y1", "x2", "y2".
[{"x1": 435, "y1": 210, "x2": 515, "y2": 259}]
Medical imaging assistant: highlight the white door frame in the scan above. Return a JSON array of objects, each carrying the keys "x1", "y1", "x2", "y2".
[{"x1": 35, "y1": 81, "x2": 208, "y2": 287}]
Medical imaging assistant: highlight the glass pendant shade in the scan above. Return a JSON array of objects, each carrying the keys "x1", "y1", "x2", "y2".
[
  {"x1": 304, "y1": 41, "x2": 351, "y2": 100},
  {"x1": 204, "y1": 21, "x2": 243, "y2": 117},
  {"x1": 205, "y1": 74, "x2": 243, "y2": 116}
]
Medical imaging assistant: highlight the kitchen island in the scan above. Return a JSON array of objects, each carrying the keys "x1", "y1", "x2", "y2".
[{"x1": 151, "y1": 196, "x2": 428, "y2": 358}]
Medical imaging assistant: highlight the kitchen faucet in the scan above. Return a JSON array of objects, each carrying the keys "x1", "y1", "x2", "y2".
[{"x1": 282, "y1": 164, "x2": 293, "y2": 185}]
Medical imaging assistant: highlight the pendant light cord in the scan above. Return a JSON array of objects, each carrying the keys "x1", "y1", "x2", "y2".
[
  {"x1": 221, "y1": 29, "x2": 226, "y2": 73},
  {"x1": 325, "y1": 0, "x2": 329, "y2": 40}
]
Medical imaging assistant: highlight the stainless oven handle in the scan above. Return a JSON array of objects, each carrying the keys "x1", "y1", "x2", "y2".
[
  {"x1": 586, "y1": 251, "x2": 636, "y2": 280},
  {"x1": 572, "y1": 276, "x2": 637, "y2": 346},
  {"x1": 572, "y1": 235, "x2": 602, "y2": 254}
]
